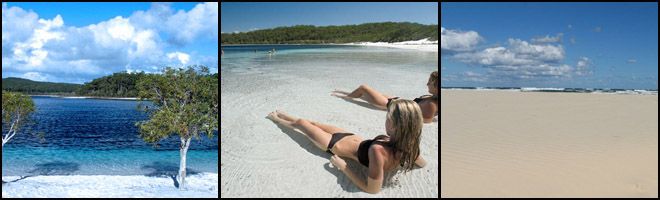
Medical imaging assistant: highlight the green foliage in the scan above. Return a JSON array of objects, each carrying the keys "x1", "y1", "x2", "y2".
[
  {"x1": 77, "y1": 71, "x2": 146, "y2": 97},
  {"x1": 2, "y1": 91, "x2": 35, "y2": 136},
  {"x1": 221, "y1": 22, "x2": 438, "y2": 44},
  {"x1": 2, "y1": 78, "x2": 80, "y2": 94},
  {"x1": 135, "y1": 66, "x2": 218, "y2": 145}
]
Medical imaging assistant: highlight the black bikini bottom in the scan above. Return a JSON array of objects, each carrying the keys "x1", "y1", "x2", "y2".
[{"x1": 326, "y1": 133, "x2": 354, "y2": 154}]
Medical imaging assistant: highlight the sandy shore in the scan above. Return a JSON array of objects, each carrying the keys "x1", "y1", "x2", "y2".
[
  {"x1": 29, "y1": 95, "x2": 139, "y2": 100},
  {"x1": 440, "y1": 90, "x2": 658, "y2": 197},
  {"x1": 221, "y1": 57, "x2": 438, "y2": 197},
  {"x1": 2, "y1": 173, "x2": 218, "y2": 198},
  {"x1": 344, "y1": 38, "x2": 438, "y2": 52}
]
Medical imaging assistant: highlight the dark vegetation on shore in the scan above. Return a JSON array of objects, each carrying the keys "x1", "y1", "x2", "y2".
[
  {"x1": 221, "y1": 22, "x2": 438, "y2": 44},
  {"x1": 2, "y1": 71, "x2": 219, "y2": 98}
]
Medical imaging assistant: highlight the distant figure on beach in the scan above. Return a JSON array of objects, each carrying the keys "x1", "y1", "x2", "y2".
[
  {"x1": 221, "y1": 48, "x2": 224, "y2": 56},
  {"x1": 332, "y1": 71, "x2": 438, "y2": 123},
  {"x1": 267, "y1": 99, "x2": 427, "y2": 194}
]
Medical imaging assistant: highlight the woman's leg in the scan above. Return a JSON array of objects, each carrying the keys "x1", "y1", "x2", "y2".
[
  {"x1": 341, "y1": 84, "x2": 390, "y2": 108},
  {"x1": 268, "y1": 111, "x2": 331, "y2": 151},
  {"x1": 276, "y1": 110, "x2": 346, "y2": 134},
  {"x1": 292, "y1": 119, "x2": 332, "y2": 151}
]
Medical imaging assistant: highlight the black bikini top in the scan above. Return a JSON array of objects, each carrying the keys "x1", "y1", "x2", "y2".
[
  {"x1": 413, "y1": 94, "x2": 438, "y2": 104},
  {"x1": 357, "y1": 135, "x2": 391, "y2": 167}
]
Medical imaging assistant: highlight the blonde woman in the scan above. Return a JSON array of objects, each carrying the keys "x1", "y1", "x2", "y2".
[
  {"x1": 332, "y1": 71, "x2": 438, "y2": 123},
  {"x1": 267, "y1": 99, "x2": 426, "y2": 194}
]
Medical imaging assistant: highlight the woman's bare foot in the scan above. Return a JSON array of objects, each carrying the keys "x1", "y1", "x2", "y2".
[
  {"x1": 267, "y1": 111, "x2": 282, "y2": 122},
  {"x1": 275, "y1": 110, "x2": 298, "y2": 122},
  {"x1": 331, "y1": 89, "x2": 352, "y2": 98},
  {"x1": 268, "y1": 111, "x2": 296, "y2": 129}
]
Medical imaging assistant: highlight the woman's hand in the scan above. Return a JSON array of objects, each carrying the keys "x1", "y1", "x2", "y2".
[{"x1": 330, "y1": 155, "x2": 347, "y2": 171}]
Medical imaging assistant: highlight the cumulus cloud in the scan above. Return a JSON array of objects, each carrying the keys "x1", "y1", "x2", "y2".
[
  {"x1": 441, "y1": 27, "x2": 483, "y2": 52},
  {"x1": 167, "y1": 52, "x2": 190, "y2": 65},
  {"x1": 453, "y1": 38, "x2": 569, "y2": 78},
  {"x1": 449, "y1": 35, "x2": 596, "y2": 80},
  {"x1": 10, "y1": 15, "x2": 65, "y2": 71},
  {"x1": 131, "y1": 2, "x2": 218, "y2": 46},
  {"x1": 2, "y1": 3, "x2": 218, "y2": 83}
]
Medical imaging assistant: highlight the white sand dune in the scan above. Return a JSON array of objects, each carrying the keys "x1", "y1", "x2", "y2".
[
  {"x1": 2, "y1": 173, "x2": 218, "y2": 198},
  {"x1": 221, "y1": 62, "x2": 438, "y2": 197},
  {"x1": 441, "y1": 90, "x2": 658, "y2": 197}
]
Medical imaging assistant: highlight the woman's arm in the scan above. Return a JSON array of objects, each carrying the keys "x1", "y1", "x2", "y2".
[
  {"x1": 415, "y1": 155, "x2": 427, "y2": 168},
  {"x1": 330, "y1": 147, "x2": 386, "y2": 194},
  {"x1": 420, "y1": 101, "x2": 438, "y2": 124}
]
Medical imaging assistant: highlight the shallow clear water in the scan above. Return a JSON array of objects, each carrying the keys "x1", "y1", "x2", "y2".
[
  {"x1": 221, "y1": 45, "x2": 437, "y2": 74},
  {"x1": 2, "y1": 96, "x2": 218, "y2": 176}
]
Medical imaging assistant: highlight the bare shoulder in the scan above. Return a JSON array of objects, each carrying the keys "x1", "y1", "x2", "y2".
[
  {"x1": 419, "y1": 100, "x2": 438, "y2": 120},
  {"x1": 368, "y1": 144, "x2": 388, "y2": 162}
]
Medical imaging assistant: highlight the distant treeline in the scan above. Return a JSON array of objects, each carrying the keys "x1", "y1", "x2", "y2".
[
  {"x1": 221, "y1": 22, "x2": 438, "y2": 44},
  {"x1": 2, "y1": 78, "x2": 80, "y2": 94},
  {"x1": 2, "y1": 70, "x2": 219, "y2": 98}
]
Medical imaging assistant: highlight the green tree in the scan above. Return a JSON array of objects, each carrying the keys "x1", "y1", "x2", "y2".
[
  {"x1": 76, "y1": 71, "x2": 146, "y2": 97},
  {"x1": 2, "y1": 91, "x2": 36, "y2": 147},
  {"x1": 135, "y1": 66, "x2": 218, "y2": 190}
]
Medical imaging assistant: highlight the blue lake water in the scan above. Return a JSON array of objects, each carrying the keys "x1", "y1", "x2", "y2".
[{"x1": 2, "y1": 96, "x2": 218, "y2": 176}]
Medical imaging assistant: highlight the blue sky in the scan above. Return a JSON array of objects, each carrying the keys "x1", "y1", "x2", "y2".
[
  {"x1": 221, "y1": 2, "x2": 438, "y2": 33},
  {"x1": 2, "y1": 2, "x2": 218, "y2": 84},
  {"x1": 441, "y1": 2, "x2": 658, "y2": 90}
]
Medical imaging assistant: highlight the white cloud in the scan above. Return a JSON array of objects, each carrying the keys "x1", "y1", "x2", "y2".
[
  {"x1": 2, "y1": 3, "x2": 218, "y2": 83},
  {"x1": 575, "y1": 57, "x2": 592, "y2": 76},
  {"x1": 441, "y1": 27, "x2": 482, "y2": 52},
  {"x1": 627, "y1": 59, "x2": 637, "y2": 64},
  {"x1": 131, "y1": 29, "x2": 159, "y2": 57},
  {"x1": 10, "y1": 14, "x2": 64, "y2": 68},
  {"x1": 131, "y1": 2, "x2": 218, "y2": 46},
  {"x1": 106, "y1": 17, "x2": 135, "y2": 41},
  {"x1": 455, "y1": 39, "x2": 565, "y2": 67},
  {"x1": 2, "y1": 3, "x2": 39, "y2": 48},
  {"x1": 451, "y1": 37, "x2": 585, "y2": 79},
  {"x1": 167, "y1": 52, "x2": 190, "y2": 65}
]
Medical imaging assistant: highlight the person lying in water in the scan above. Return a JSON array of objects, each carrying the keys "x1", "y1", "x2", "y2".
[
  {"x1": 267, "y1": 99, "x2": 426, "y2": 194},
  {"x1": 332, "y1": 71, "x2": 438, "y2": 123}
]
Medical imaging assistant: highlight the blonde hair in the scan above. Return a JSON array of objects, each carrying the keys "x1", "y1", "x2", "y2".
[{"x1": 386, "y1": 99, "x2": 424, "y2": 172}]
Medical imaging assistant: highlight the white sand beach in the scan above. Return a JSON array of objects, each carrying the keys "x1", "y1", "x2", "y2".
[
  {"x1": 440, "y1": 90, "x2": 658, "y2": 197},
  {"x1": 2, "y1": 173, "x2": 218, "y2": 198},
  {"x1": 220, "y1": 48, "x2": 438, "y2": 197},
  {"x1": 345, "y1": 38, "x2": 438, "y2": 52}
]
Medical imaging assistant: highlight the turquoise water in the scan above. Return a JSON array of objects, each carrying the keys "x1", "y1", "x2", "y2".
[
  {"x1": 2, "y1": 97, "x2": 218, "y2": 176},
  {"x1": 221, "y1": 45, "x2": 438, "y2": 78}
]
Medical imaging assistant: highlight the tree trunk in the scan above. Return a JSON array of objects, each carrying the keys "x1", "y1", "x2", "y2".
[{"x1": 178, "y1": 136, "x2": 192, "y2": 190}]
